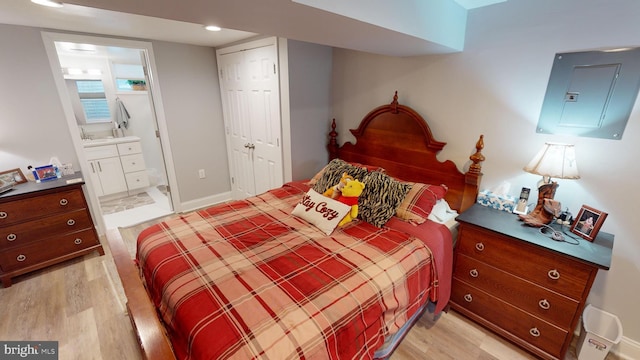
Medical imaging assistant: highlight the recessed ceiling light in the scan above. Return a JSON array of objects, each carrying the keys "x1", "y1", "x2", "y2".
[
  {"x1": 204, "y1": 25, "x2": 222, "y2": 32},
  {"x1": 31, "y1": 0, "x2": 64, "y2": 8}
]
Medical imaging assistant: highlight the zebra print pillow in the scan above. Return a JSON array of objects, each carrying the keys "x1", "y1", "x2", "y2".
[
  {"x1": 358, "y1": 171, "x2": 411, "y2": 227},
  {"x1": 311, "y1": 159, "x2": 369, "y2": 195}
]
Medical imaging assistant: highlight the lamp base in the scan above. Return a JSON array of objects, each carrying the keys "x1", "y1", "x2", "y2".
[{"x1": 518, "y1": 182, "x2": 559, "y2": 227}]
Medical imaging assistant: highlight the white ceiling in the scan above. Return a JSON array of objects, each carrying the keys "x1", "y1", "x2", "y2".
[{"x1": 0, "y1": 0, "x2": 507, "y2": 56}]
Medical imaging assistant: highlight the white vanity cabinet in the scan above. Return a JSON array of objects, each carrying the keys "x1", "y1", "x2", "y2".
[
  {"x1": 83, "y1": 137, "x2": 149, "y2": 197},
  {"x1": 85, "y1": 145, "x2": 128, "y2": 197},
  {"x1": 117, "y1": 141, "x2": 150, "y2": 192}
]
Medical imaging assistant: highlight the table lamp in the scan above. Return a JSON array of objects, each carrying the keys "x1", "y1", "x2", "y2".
[{"x1": 520, "y1": 142, "x2": 580, "y2": 226}]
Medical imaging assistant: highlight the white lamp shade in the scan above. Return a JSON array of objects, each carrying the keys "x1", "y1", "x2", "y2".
[{"x1": 524, "y1": 143, "x2": 580, "y2": 180}]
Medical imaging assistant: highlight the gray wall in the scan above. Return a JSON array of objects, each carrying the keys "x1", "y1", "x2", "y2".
[
  {"x1": 0, "y1": 24, "x2": 77, "y2": 170},
  {"x1": 151, "y1": 40, "x2": 230, "y2": 202},
  {"x1": 287, "y1": 40, "x2": 333, "y2": 181}
]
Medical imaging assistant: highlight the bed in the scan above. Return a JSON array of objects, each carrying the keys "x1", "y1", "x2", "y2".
[{"x1": 105, "y1": 91, "x2": 485, "y2": 360}]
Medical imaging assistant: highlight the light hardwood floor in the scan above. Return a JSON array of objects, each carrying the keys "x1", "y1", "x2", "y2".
[{"x1": 0, "y1": 233, "x2": 619, "y2": 360}]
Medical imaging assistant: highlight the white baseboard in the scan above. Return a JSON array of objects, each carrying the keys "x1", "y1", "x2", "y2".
[
  {"x1": 180, "y1": 191, "x2": 232, "y2": 213},
  {"x1": 615, "y1": 336, "x2": 640, "y2": 360}
]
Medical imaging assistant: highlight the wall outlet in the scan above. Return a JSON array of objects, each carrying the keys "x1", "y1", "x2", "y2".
[{"x1": 198, "y1": 169, "x2": 206, "y2": 179}]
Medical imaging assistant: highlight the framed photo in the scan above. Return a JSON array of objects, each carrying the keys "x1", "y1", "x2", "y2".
[
  {"x1": 570, "y1": 205, "x2": 608, "y2": 242},
  {"x1": 0, "y1": 168, "x2": 27, "y2": 185},
  {"x1": 34, "y1": 165, "x2": 58, "y2": 183}
]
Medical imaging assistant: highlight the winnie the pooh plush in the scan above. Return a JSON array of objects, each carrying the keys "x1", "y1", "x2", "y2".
[
  {"x1": 336, "y1": 179, "x2": 365, "y2": 226},
  {"x1": 323, "y1": 172, "x2": 354, "y2": 199}
]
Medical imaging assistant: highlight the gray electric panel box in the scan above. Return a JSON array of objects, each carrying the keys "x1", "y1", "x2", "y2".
[{"x1": 537, "y1": 48, "x2": 640, "y2": 140}]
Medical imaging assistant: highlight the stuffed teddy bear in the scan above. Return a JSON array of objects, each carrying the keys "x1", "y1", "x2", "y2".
[
  {"x1": 323, "y1": 172, "x2": 354, "y2": 199},
  {"x1": 336, "y1": 179, "x2": 365, "y2": 226}
]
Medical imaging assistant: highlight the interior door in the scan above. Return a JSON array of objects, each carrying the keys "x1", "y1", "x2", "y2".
[
  {"x1": 219, "y1": 50, "x2": 255, "y2": 198},
  {"x1": 245, "y1": 45, "x2": 283, "y2": 195},
  {"x1": 218, "y1": 42, "x2": 283, "y2": 199}
]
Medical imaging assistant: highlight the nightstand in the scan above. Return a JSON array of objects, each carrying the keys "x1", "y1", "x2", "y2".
[{"x1": 450, "y1": 204, "x2": 613, "y2": 360}]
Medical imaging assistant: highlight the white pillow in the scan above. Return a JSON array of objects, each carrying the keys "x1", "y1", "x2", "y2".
[
  {"x1": 292, "y1": 189, "x2": 352, "y2": 235},
  {"x1": 427, "y1": 199, "x2": 459, "y2": 224}
]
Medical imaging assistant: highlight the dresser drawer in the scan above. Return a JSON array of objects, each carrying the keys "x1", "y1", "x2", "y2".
[
  {"x1": 0, "y1": 189, "x2": 86, "y2": 226},
  {"x1": 117, "y1": 141, "x2": 142, "y2": 155},
  {"x1": 454, "y1": 254, "x2": 580, "y2": 329},
  {"x1": 452, "y1": 279, "x2": 568, "y2": 357},
  {"x1": 125, "y1": 171, "x2": 150, "y2": 190},
  {"x1": 0, "y1": 209, "x2": 93, "y2": 249},
  {"x1": 85, "y1": 144, "x2": 119, "y2": 160},
  {"x1": 0, "y1": 229, "x2": 99, "y2": 272},
  {"x1": 120, "y1": 153, "x2": 146, "y2": 173},
  {"x1": 458, "y1": 225, "x2": 594, "y2": 300}
]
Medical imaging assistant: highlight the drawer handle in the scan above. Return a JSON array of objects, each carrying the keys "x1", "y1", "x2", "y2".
[
  {"x1": 0, "y1": 211, "x2": 7, "y2": 219},
  {"x1": 539, "y1": 299, "x2": 550, "y2": 310},
  {"x1": 60, "y1": 198, "x2": 69, "y2": 206},
  {"x1": 74, "y1": 238, "x2": 83, "y2": 245},
  {"x1": 7, "y1": 233, "x2": 17, "y2": 242},
  {"x1": 547, "y1": 269, "x2": 560, "y2": 280},
  {"x1": 475, "y1": 242, "x2": 485, "y2": 251},
  {"x1": 16, "y1": 254, "x2": 26, "y2": 262},
  {"x1": 67, "y1": 219, "x2": 76, "y2": 226},
  {"x1": 469, "y1": 269, "x2": 479, "y2": 278},
  {"x1": 464, "y1": 294, "x2": 473, "y2": 303},
  {"x1": 529, "y1": 327, "x2": 541, "y2": 337}
]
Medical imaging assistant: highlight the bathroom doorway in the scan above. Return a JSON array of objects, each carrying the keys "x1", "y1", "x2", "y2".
[{"x1": 42, "y1": 32, "x2": 179, "y2": 233}]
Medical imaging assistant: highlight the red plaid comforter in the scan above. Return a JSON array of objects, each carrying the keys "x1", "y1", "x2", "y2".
[{"x1": 137, "y1": 182, "x2": 441, "y2": 360}]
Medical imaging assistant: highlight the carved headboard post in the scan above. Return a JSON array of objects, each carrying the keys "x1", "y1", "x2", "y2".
[
  {"x1": 328, "y1": 118, "x2": 339, "y2": 160},
  {"x1": 461, "y1": 135, "x2": 485, "y2": 211}
]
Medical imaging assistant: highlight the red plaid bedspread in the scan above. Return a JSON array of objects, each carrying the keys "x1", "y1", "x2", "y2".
[{"x1": 137, "y1": 182, "x2": 439, "y2": 360}]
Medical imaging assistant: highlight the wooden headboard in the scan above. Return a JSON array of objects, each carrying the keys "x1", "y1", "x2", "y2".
[{"x1": 329, "y1": 91, "x2": 484, "y2": 213}]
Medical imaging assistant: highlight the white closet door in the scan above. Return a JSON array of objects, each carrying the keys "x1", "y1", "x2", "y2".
[
  {"x1": 245, "y1": 45, "x2": 283, "y2": 195},
  {"x1": 218, "y1": 40, "x2": 283, "y2": 199},
  {"x1": 219, "y1": 50, "x2": 256, "y2": 199}
]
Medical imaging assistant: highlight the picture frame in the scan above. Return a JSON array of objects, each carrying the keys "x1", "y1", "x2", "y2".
[
  {"x1": 34, "y1": 165, "x2": 58, "y2": 183},
  {"x1": 0, "y1": 168, "x2": 27, "y2": 185},
  {"x1": 570, "y1": 205, "x2": 608, "y2": 242}
]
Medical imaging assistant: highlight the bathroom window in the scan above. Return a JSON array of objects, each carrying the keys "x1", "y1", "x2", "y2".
[{"x1": 76, "y1": 80, "x2": 111, "y2": 121}]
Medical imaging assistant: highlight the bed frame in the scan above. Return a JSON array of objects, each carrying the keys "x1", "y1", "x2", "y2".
[{"x1": 105, "y1": 91, "x2": 484, "y2": 360}]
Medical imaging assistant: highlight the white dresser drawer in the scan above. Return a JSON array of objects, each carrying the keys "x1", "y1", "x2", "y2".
[
  {"x1": 120, "y1": 153, "x2": 146, "y2": 173},
  {"x1": 117, "y1": 141, "x2": 142, "y2": 155},
  {"x1": 85, "y1": 145, "x2": 119, "y2": 160},
  {"x1": 125, "y1": 171, "x2": 150, "y2": 190}
]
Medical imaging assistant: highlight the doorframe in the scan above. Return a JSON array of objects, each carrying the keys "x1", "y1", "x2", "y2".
[{"x1": 41, "y1": 31, "x2": 181, "y2": 236}]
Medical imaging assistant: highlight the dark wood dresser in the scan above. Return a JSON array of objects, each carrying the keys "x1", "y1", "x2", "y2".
[
  {"x1": 0, "y1": 172, "x2": 103, "y2": 287},
  {"x1": 450, "y1": 204, "x2": 613, "y2": 360}
]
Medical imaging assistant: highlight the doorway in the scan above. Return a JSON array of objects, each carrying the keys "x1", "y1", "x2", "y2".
[{"x1": 42, "y1": 33, "x2": 179, "y2": 233}]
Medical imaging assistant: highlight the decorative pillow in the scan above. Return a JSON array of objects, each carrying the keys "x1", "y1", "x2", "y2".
[
  {"x1": 311, "y1": 159, "x2": 370, "y2": 194},
  {"x1": 306, "y1": 159, "x2": 385, "y2": 187},
  {"x1": 358, "y1": 171, "x2": 411, "y2": 227},
  {"x1": 292, "y1": 189, "x2": 352, "y2": 235},
  {"x1": 395, "y1": 183, "x2": 448, "y2": 225}
]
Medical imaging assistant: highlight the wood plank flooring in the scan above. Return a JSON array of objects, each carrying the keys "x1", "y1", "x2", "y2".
[{"x1": 0, "y1": 230, "x2": 620, "y2": 360}]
